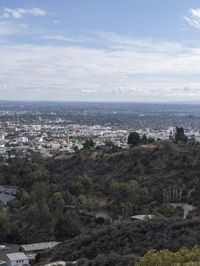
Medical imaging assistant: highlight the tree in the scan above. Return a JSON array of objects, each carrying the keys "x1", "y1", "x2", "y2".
[
  {"x1": 67, "y1": 175, "x2": 93, "y2": 195},
  {"x1": 141, "y1": 134, "x2": 148, "y2": 144},
  {"x1": 187, "y1": 134, "x2": 197, "y2": 146},
  {"x1": 148, "y1": 136, "x2": 155, "y2": 143},
  {"x1": 76, "y1": 194, "x2": 98, "y2": 211},
  {"x1": 136, "y1": 246, "x2": 200, "y2": 266},
  {"x1": 0, "y1": 201, "x2": 4, "y2": 211},
  {"x1": 54, "y1": 216, "x2": 79, "y2": 240},
  {"x1": 83, "y1": 138, "x2": 95, "y2": 149},
  {"x1": 175, "y1": 127, "x2": 188, "y2": 143},
  {"x1": 109, "y1": 179, "x2": 141, "y2": 215},
  {"x1": 8, "y1": 199, "x2": 22, "y2": 210},
  {"x1": 109, "y1": 179, "x2": 140, "y2": 201},
  {"x1": 0, "y1": 212, "x2": 11, "y2": 241},
  {"x1": 38, "y1": 201, "x2": 51, "y2": 226},
  {"x1": 17, "y1": 190, "x2": 32, "y2": 205},
  {"x1": 49, "y1": 192, "x2": 65, "y2": 213},
  {"x1": 127, "y1": 132, "x2": 141, "y2": 147}
]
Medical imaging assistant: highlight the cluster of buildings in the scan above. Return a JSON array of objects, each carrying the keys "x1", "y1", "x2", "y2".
[
  {"x1": 1, "y1": 119, "x2": 199, "y2": 159},
  {"x1": 0, "y1": 119, "x2": 130, "y2": 158},
  {"x1": 1, "y1": 116, "x2": 199, "y2": 159},
  {"x1": 0, "y1": 105, "x2": 199, "y2": 159},
  {"x1": 0, "y1": 242, "x2": 60, "y2": 266},
  {"x1": 137, "y1": 126, "x2": 200, "y2": 142}
]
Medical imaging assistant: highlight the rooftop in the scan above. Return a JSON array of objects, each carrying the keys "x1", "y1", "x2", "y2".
[
  {"x1": 21, "y1": 242, "x2": 60, "y2": 252},
  {"x1": 131, "y1": 214, "x2": 155, "y2": 220},
  {"x1": 6, "y1": 253, "x2": 28, "y2": 261}
]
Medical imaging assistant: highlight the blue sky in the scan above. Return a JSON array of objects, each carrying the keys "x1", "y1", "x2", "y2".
[{"x1": 1, "y1": 0, "x2": 200, "y2": 101}]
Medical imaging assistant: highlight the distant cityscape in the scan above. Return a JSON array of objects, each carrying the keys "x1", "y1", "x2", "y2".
[{"x1": 0, "y1": 101, "x2": 200, "y2": 158}]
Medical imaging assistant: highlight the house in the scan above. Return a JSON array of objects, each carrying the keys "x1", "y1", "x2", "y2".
[
  {"x1": 5, "y1": 253, "x2": 29, "y2": 266},
  {"x1": 0, "y1": 260, "x2": 6, "y2": 266},
  {"x1": 0, "y1": 244, "x2": 20, "y2": 264},
  {"x1": 0, "y1": 186, "x2": 18, "y2": 206},
  {"x1": 20, "y1": 242, "x2": 60, "y2": 263}
]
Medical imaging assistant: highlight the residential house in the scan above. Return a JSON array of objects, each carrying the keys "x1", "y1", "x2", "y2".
[{"x1": 5, "y1": 253, "x2": 29, "y2": 266}]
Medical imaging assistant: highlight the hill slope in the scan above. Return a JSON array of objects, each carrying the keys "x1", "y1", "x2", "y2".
[{"x1": 38, "y1": 218, "x2": 200, "y2": 265}]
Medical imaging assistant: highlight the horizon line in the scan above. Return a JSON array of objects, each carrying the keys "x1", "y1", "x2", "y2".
[{"x1": 1, "y1": 99, "x2": 200, "y2": 105}]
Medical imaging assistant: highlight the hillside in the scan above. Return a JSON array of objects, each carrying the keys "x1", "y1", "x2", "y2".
[
  {"x1": 1, "y1": 141, "x2": 200, "y2": 244},
  {"x1": 34, "y1": 141, "x2": 200, "y2": 265},
  {"x1": 47, "y1": 141, "x2": 200, "y2": 206},
  {"x1": 38, "y1": 218, "x2": 200, "y2": 265}
]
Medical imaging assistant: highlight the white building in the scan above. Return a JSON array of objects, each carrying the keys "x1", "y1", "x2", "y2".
[
  {"x1": 0, "y1": 133, "x2": 5, "y2": 141},
  {"x1": 167, "y1": 127, "x2": 176, "y2": 139},
  {"x1": 131, "y1": 214, "x2": 155, "y2": 221},
  {"x1": 21, "y1": 242, "x2": 60, "y2": 254},
  {"x1": 6, "y1": 253, "x2": 29, "y2": 266},
  {"x1": 44, "y1": 261, "x2": 66, "y2": 266},
  {"x1": 20, "y1": 242, "x2": 60, "y2": 262},
  {"x1": 19, "y1": 137, "x2": 28, "y2": 143}
]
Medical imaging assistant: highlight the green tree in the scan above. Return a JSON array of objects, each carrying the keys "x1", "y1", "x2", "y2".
[
  {"x1": 0, "y1": 201, "x2": 4, "y2": 211},
  {"x1": 17, "y1": 190, "x2": 32, "y2": 205},
  {"x1": 148, "y1": 136, "x2": 155, "y2": 143},
  {"x1": 54, "y1": 216, "x2": 79, "y2": 240},
  {"x1": 136, "y1": 246, "x2": 200, "y2": 266},
  {"x1": 67, "y1": 175, "x2": 93, "y2": 195},
  {"x1": 141, "y1": 134, "x2": 148, "y2": 144},
  {"x1": 0, "y1": 212, "x2": 11, "y2": 241},
  {"x1": 109, "y1": 179, "x2": 139, "y2": 202},
  {"x1": 39, "y1": 201, "x2": 51, "y2": 225},
  {"x1": 8, "y1": 199, "x2": 22, "y2": 210},
  {"x1": 49, "y1": 192, "x2": 65, "y2": 212},
  {"x1": 175, "y1": 127, "x2": 188, "y2": 143},
  {"x1": 109, "y1": 179, "x2": 141, "y2": 215},
  {"x1": 76, "y1": 194, "x2": 98, "y2": 211},
  {"x1": 128, "y1": 132, "x2": 141, "y2": 146},
  {"x1": 83, "y1": 138, "x2": 95, "y2": 149}
]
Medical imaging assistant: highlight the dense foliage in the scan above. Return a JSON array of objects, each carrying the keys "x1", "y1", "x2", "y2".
[
  {"x1": 136, "y1": 246, "x2": 200, "y2": 266},
  {"x1": 0, "y1": 140, "x2": 200, "y2": 264},
  {"x1": 127, "y1": 132, "x2": 154, "y2": 146},
  {"x1": 38, "y1": 218, "x2": 200, "y2": 265}
]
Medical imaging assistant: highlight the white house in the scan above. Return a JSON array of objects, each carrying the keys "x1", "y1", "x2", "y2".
[
  {"x1": 6, "y1": 253, "x2": 29, "y2": 266},
  {"x1": 20, "y1": 242, "x2": 60, "y2": 262}
]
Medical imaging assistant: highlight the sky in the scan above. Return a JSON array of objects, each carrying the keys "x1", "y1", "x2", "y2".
[{"x1": 1, "y1": 1, "x2": 200, "y2": 102}]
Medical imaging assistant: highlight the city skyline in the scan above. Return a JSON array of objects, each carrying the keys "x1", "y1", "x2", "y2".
[{"x1": 1, "y1": 0, "x2": 200, "y2": 102}]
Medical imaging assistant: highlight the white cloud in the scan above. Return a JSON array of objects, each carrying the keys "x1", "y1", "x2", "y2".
[
  {"x1": 43, "y1": 34, "x2": 95, "y2": 44},
  {"x1": 76, "y1": 89, "x2": 97, "y2": 94},
  {"x1": 1, "y1": 7, "x2": 46, "y2": 19},
  {"x1": 112, "y1": 87, "x2": 124, "y2": 94},
  {"x1": 184, "y1": 8, "x2": 200, "y2": 29},
  {"x1": 1, "y1": 31, "x2": 200, "y2": 101},
  {"x1": 0, "y1": 20, "x2": 27, "y2": 36},
  {"x1": 190, "y1": 8, "x2": 200, "y2": 18}
]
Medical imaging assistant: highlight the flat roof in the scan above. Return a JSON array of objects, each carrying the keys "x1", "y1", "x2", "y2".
[
  {"x1": 0, "y1": 194, "x2": 15, "y2": 203},
  {"x1": 131, "y1": 214, "x2": 155, "y2": 220},
  {"x1": 6, "y1": 253, "x2": 28, "y2": 261},
  {"x1": 0, "y1": 244, "x2": 20, "y2": 262},
  {"x1": 21, "y1": 242, "x2": 60, "y2": 252}
]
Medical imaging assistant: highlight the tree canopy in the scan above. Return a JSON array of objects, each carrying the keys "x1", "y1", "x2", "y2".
[
  {"x1": 136, "y1": 246, "x2": 200, "y2": 266},
  {"x1": 128, "y1": 132, "x2": 141, "y2": 146}
]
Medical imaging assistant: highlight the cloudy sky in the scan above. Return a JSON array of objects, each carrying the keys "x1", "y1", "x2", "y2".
[{"x1": 1, "y1": 0, "x2": 200, "y2": 102}]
